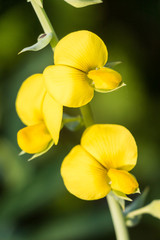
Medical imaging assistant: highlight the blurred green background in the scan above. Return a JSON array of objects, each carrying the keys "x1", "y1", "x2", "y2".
[{"x1": 0, "y1": 0, "x2": 160, "y2": 239}]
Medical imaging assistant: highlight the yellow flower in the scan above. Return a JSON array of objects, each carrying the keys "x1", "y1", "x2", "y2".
[
  {"x1": 16, "y1": 74, "x2": 62, "y2": 154},
  {"x1": 61, "y1": 124, "x2": 139, "y2": 200},
  {"x1": 43, "y1": 30, "x2": 123, "y2": 108}
]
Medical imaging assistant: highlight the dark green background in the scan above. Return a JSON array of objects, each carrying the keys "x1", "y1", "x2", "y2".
[{"x1": 0, "y1": 0, "x2": 160, "y2": 239}]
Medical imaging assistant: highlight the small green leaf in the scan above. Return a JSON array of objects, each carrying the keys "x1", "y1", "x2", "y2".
[
  {"x1": 124, "y1": 187, "x2": 149, "y2": 227},
  {"x1": 145, "y1": 200, "x2": 160, "y2": 219},
  {"x1": 28, "y1": 140, "x2": 54, "y2": 161},
  {"x1": 27, "y1": 0, "x2": 43, "y2": 8},
  {"x1": 18, "y1": 32, "x2": 53, "y2": 54},
  {"x1": 63, "y1": 113, "x2": 83, "y2": 131},
  {"x1": 64, "y1": 0, "x2": 102, "y2": 8},
  {"x1": 126, "y1": 200, "x2": 160, "y2": 221},
  {"x1": 95, "y1": 82, "x2": 126, "y2": 93},
  {"x1": 105, "y1": 61, "x2": 122, "y2": 68}
]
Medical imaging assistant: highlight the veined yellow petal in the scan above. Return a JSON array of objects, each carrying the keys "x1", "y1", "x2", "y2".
[
  {"x1": 17, "y1": 122, "x2": 52, "y2": 154},
  {"x1": 61, "y1": 145, "x2": 111, "y2": 200},
  {"x1": 88, "y1": 67, "x2": 122, "y2": 90},
  {"x1": 108, "y1": 169, "x2": 139, "y2": 195},
  {"x1": 43, "y1": 93, "x2": 63, "y2": 145},
  {"x1": 43, "y1": 65, "x2": 94, "y2": 107},
  {"x1": 16, "y1": 74, "x2": 46, "y2": 126},
  {"x1": 54, "y1": 30, "x2": 108, "y2": 73},
  {"x1": 81, "y1": 124, "x2": 137, "y2": 171}
]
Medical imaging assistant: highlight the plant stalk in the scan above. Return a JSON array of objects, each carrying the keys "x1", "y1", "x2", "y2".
[
  {"x1": 30, "y1": 0, "x2": 58, "y2": 50},
  {"x1": 107, "y1": 194, "x2": 130, "y2": 240},
  {"x1": 29, "y1": 2, "x2": 130, "y2": 239},
  {"x1": 80, "y1": 104, "x2": 94, "y2": 127},
  {"x1": 80, "y1": 105, "x2": 130, "y2": 240}
]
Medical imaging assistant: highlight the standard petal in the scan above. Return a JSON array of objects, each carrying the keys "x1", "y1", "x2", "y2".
[
  {"x1": 88, "y1": 67, "x2": 122, "y2": 90},
  {"x1": 16, "y1": 74, "x2": 46, "y2": 126},
  {"x1": 108, "y1": 169, "x2": 139, "y2": 195},
  {"x1": 43, "y1": 65, "x2": 94, "y2": 107},
  {"x1": 17, "y1": 122, "x2": 52, "y2": 154},
  {"x1": 54, "y1": 30, "x2": 108, "y2": 73},
  {"x1": 43, "y1": 93, "x2": 63, "y2": 145},
  {"x1": 81, "y1": 124, "x2": 137, "y2": 171},
  {"x1": 61, "y1": 145, "x2": 111, "y2": 200}
]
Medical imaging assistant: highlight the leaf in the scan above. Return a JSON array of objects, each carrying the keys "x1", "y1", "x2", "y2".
[
  {"x1": 95, "y1": 82, "x2": 126, "y2": 93},
  {"x1": 105, "y1": 61, "x2": 122, "y2": 68},
  {"x1": 64, "y1": 0, "x2": 102, "y2": 8},
  {"x1": 124, "y1": 187, "x2": 149, "y2": 227},
  {"x1": 63, "y1": 113, "x2": 83, "y2": 131},
  {"x1": 145, "y1": 200, "x2": 160, "y2": 219},
  {"x1": 27, "y1": 0, "x2": 43, "y2": 8},
  {"x1": 126, "y1": 200, "x2": 160, "y2": 221},
  {"x1": 18, "y1": 32, "x2": 53, "y2": 54}
]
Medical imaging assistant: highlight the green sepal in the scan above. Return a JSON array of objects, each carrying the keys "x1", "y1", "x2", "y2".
[
  {"x1": 124, "y1": 187, "x2": 149, "y2": 227},
  {"x1": 27, "y1": 0, "x2": 43, "y2": 8},
  {"x1": 18, "y1": 32, "x2": 53, "y2": 54},
  {"x1": 63, "y1": 113, "x2": 83, "y2": 131},
  {"x1": 64, "y1": 0, "x2": 102, "y2": 8},
  {"x1": 19, "y1": 141, "x2": 54, "y2": 161},
  {"x1": 105, "y1": 61, "x2": 122, "y2": 68},
  {"x1": 110, "y1": 192, "x2": 125, "y2": 210},
  {"x1": 28, "y1": 140, "x2": 54, "y2": 161},
  {"x1": 111, "y1": 190, "x2": 132, "y2": 211},
  {"x1": 112, "y1": 190, "x2": 133, "y2": 202},
  {"x1": 19, "y1": 150, "x2": 26, "y2": 156},
  {"x1": 94, "y1": 82, "x2": 126, "y2": 93}
]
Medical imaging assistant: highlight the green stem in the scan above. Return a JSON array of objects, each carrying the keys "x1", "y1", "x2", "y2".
[
  {"x1": 80, "y1": 104, "x2": 130, "y2": 240},
  {"x1": 107, "y1": 194, "x2": 130, "y2": 240},
  {"x1": 29, "y1": 2, "x2": 129, "y2": 239},
  {"x1": 30, "y1": 0, "x2": 58, "y2": 50},
  {"x1": 80, "y1": 103, "x2": 94, "y2": 127}
]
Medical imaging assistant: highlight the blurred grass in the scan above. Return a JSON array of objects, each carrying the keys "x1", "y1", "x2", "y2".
[{"x1": 0, "y1": 0, "x2": 160, "y2": 239}]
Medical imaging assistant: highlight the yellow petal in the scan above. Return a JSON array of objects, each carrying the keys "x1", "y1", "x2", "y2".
[
  {"x1": 42, "y1": 93, "x2": 63, "y2": 145},
  {"x1": 16, "y1": 74, "x2": 46, "y2": 126},
  {"x1": 108, "y1": 169, "x2": 139, "y2": 195},
  {"x1": 88, "y1": 67, "x2": 122, "y2": 90},
  {"x1": 61, "y1": 145, "x2": 111, "y2": 200},
  {"x1": 43, "y1": 65, "x2": 94, "y2": 107},
  {"x1": 54, "y1": 30, "x2": 108, "y2": 73},
  {"x1": 17, "y1": 122, "x2": 52, "y2": 154},
  {"x1": 81, "y1": 124, "x2": 137, "y2": 171}
]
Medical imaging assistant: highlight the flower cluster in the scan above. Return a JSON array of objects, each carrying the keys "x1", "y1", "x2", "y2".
[
  {"x1": 16, "y1": 30, "x2": 138, "y2": 200},
  {"x1": 16, "y1": 30, "x2": 122, "y2": 155}
]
